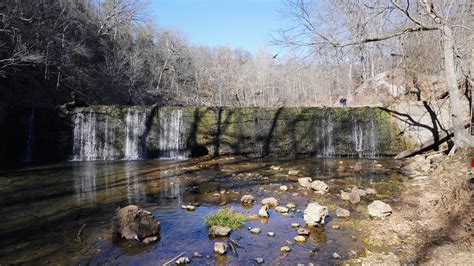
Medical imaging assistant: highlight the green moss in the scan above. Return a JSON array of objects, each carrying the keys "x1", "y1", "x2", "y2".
[{"x1": 205, "y1": 208, "x2": 247, "y2": 230}]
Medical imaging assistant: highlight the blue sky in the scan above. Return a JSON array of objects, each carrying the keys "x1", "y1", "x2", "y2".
[{"x1": 149, "y1": 0, "x2": 288, "y2": 54}]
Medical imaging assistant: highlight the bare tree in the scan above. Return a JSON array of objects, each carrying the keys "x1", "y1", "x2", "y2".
[{"x1": 276, "y1": 0, "x2": 473, "y2": 148}]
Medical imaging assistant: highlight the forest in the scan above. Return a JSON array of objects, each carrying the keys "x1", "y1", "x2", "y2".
[{"x1": 0, "y1": 0, "x2": 473, "y2": 265}]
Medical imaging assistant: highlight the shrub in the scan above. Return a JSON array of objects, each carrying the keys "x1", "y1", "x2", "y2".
[{"x1": 205, "y1": 208, "x2": 247, "y2": 230}]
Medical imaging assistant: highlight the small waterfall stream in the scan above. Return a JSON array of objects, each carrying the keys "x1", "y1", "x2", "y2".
[
  {"x1": 351, "y1": 113, "x2": 378, "y2": 158},
  {"x1": 159, "y1": 109, "x2": 186, "y2": 159},
  {"x1": 316, "y1": 112, "x2": 335, "y2": 157},
  {"x1": 124, "y1": 108, "x2": 147, "y2": 160},
  {"x1": 24, "y1": 109, "x2": 35, "y2": 162}
]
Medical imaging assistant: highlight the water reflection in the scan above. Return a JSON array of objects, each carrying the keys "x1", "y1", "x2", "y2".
[
  {"x1": 73, "y1": 162, "x2": 97, "y2": 205},
  {"x1": 125, "y1": 162, "x2": 148, "y2": 204}
]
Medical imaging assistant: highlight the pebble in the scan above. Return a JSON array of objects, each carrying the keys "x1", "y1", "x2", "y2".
[
  {"x1": 254, "y1": 258, "x2": 264, "y2": 264},
  {"x1": 192, "y1": 252, "x2": 203, "y2": 258},
  {"x1": 250, "y1": 227, "x2": 261, "y2": 234},
  {"x1": 332, "y1": 224, "x2": 341, "y2": 230},
  {"x1": 267, "y1": 232, "x2": 275, "y2": 237},
  {"x1": 332, "y1": 252, "x2": 341, "y2": 259},
  {"x1": 291, "y1": 223, "x2": 300, "y2": 228},
  {"x1": 294, "y1": 235, "x2": 306, "y2": 242},
  {"x1": 297, "y1": 228, "x2": 310, "y2": 235},
  {"x1": 280, "y1": 185, "x2": 288, "y2": 191},
  {"x1": 175, "y1": 256, "x2": 190, "y2": 264},
  {"x1": 281, "y1": 246, "x2": 292, "y2": 252},
  {"x1": 142, "y1": 236, "x2": 158, "y2": 245}
]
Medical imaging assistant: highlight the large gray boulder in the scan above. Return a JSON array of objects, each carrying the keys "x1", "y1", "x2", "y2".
[
  {"x1": 368, "y1": 200, "x2": 393, "y2": 218},
  {"x1": 112, "y1": 205, "x2": 160, "y2": 240},
  {"x1": 303, "y1": 202, "x2": 328, "y2": 226}
]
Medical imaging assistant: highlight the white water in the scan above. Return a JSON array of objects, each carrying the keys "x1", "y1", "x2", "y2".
[
  {"x1": 24, "y1": 109, "x2": 35, "y2": 162},
  {"x1": 317, "y1": 113, "x2": 335, "y2": 157},
  {"x1": 72, "y1": 111, "x2": 116, "y2": 161},
  {"x1": 124, "y1": 108, "x2": 147, "y2": 160},
  {"x1": 159, "y1": 109, "x2": 186, "y2": 159},
  {"x1": 351, "y1": 114, "x2": 378, "y2": 158}
]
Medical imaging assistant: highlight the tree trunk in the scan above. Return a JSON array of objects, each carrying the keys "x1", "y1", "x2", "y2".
[{"x1": 442, "y1": 25, "x2": 473, "y2": 147}]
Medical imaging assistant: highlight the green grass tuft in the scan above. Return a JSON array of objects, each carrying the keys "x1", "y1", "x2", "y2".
[{"x1": 205, "y1": 208, "x2": 247, "y2": 230}]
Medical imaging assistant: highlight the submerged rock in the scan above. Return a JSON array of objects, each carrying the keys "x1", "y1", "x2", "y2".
[
  {"x1": 261, "y1": 197, "x2": 278, "y2": 206},
  {"x1": 259, "y1": 205, "x2": 269, "y2": 218},
  {"x1": 208, "y1": 226, "x2": 231, "y2": 237},
  {"x1": 298, "y1": 177, "x2": 312, "y2": 188},
  {"x1": 280, "y1": 246, "x2": 291, "y2": 252},
  {"x1": 336, "y1": 207, "x2": 351, "y2": 218},
  {"x1": 214, "y1": 242, "x2": 227, "y2": 254},
  {"x1": 291, "y1": 223, "x2": 300, "y2": 228},
  {"x1": 311, "y1": 180, "x2": 329, "y2": 194},
  {"x1": 240, "y1": 194, "x2": 255, "y2": 204},
  {"x1": 368, "y1": 200, "x2": 393, "y2": 218},
  {"x1": 332, "y1": 252, "x2": 341, "y2": 259},
  {"x1": 279, "y1": 185, "x2": 288, "y2": 191},
  {"x1": 254, "y1": 258, "x2": 265, "y2": 264},
  {"x1": 267, "y1": 232, "x2": 275, "y2": 237},
  {"x1": 303, "y1": 202, "x2": 328, "y2": 226},
  {"x1": 112, "y1": 205, "x2": 160, "y2": 240}
]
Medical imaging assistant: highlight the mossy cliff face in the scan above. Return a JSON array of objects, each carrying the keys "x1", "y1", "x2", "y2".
[{"x1": 0, "y1": 106, "x2": 406, "y2": 164}]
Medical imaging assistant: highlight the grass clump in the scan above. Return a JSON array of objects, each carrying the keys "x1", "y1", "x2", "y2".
[{"x1": 205, "y1": 208, "x2": 247, "y2": 230}]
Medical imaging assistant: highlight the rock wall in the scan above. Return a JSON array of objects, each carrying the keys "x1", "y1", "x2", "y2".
[{"x1": 0, "y1": 106, "x2": 407, "y2": 164}]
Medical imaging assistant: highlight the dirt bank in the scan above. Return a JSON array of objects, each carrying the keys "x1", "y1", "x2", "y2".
[{"x1": 356, "y1": 148, "x2": 474, "y2": 264}]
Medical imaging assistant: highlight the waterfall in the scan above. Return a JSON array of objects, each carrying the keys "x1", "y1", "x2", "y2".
[
  {"x1": 368, "y1": 114, "x2": 378, "y2": 157},
  {"x1": 316, "y1": 112, "x2": 335, "y2": 157},
  {"x1": 352, "y1": 116, "x2": 364, "y2": 157},
  {"x1": 351, "y1": 113, "x2": 378, "y2": 158},
  {"x1": 24, "y1": 109, "x2": 35, "y2": 162},
  {"x1": 124, "y1": 108, "x2": 147, "y2": 160},
  {"x1": 72, "y1": 111, "x2": 116, "y2": 161},
  {"x1": 159, "y1": 109, "x2": 186, "y2": 159}
]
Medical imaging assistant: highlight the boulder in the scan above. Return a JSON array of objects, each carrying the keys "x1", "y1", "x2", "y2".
[
  {"x1": 303, "y1": 202, "x2": 328, "y2": 226},
  {"x1": 311, "y1": 180, "x2": 329, "y2": 194},
  {"x1": 298, "y1": 177, "x2": 312, "y2": 188},
  {"x1": 258, "y1": 205, "x2": 269, "y2": 218},
  {"x1": 208, "y1": 225, "x2": 231, "y2": 237},
  {"x1": 368, "y1": 200, "x2": 393, "y2": 218},
  {"x1": 261, "y1": 197, "x2": 278, "y2": 206},
  {"x1": 335, "y1": 207, "x2": 350, "y2": 218},
  {"x1": 214, "y1": 242, "x2": 227, "y2": 254},
  {"x1": 240, "y1": 194, "x2": 255, "y2": 204},
  {"x1": 275, "y1": 206, "x2": 289, "y2": 213},
  {"x1": 112, "y1": 205, "x2": 160, "y2": 240}
]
